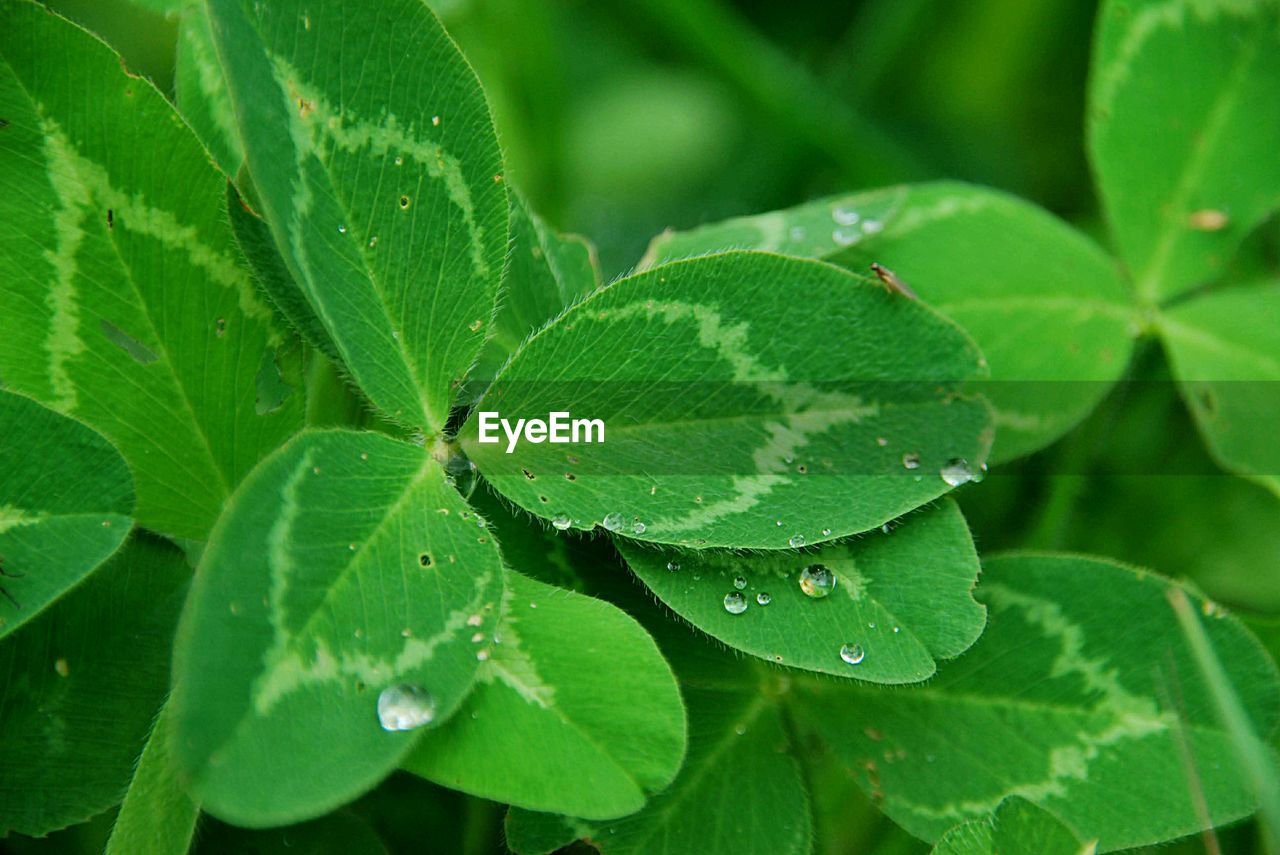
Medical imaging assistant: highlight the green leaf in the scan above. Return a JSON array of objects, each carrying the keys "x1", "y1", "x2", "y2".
[
  {"x1": 404, "y1": 570, "x2": 686, "y2": 819},
  {"x1": 789, "y1": 553, "x2": 1280, "y2": 850},
  {"x1": 1160, "y1": 281, "x2": 1280, "y2": 496},
  {"x1": 0, "y1": 390, "x2": 133, "y2": 638},
  {"x1": 505, "y1": 624, "x2": 810, "y2": 855},
  {"x1": 0, "y1": 0, "x2": 303, "y2": 540},
  {"x1": 618, "y1": 500, "x2": 985, "y2": 682},
  {"x1": 932, "y1": 797, "x2": 1093, "y2": 855},
  {"x1": 205, "y1": 0, "x2": 509, "y2": 431},
  {"x1": 1089, "y1": 0, "x2": 1280, "y2": 302},
  {"x1": 643, "y1": 182, "x2": 1136, "y2": 462},
  {"x1": 175, "y1": 2, "x2": 243, "y2": 175},
  {"x1": 106, "y1": 704, "x2": 200, "y2": 855},
  {"x1": 464, "y1": 251, "x2": 993, "y2": 549},
  {"x1": 169, "y1": 429, "x2": 504, "y2": 827},
  {"x1": 469, "y1": 192, "x2": 601, "y2": 387},
  {"x1": 0, "y1": 535, "x2": 190, "y2": 837}
]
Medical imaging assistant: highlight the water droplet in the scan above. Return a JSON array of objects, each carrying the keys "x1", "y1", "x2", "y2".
[
  {"x1": 632, "y1": 521, "x2": 647, "y2": 535},
  {"x1": 368, "y1": 235, "x2": 379, "y2": 248},
  {"x1": 892, "y1": 626, "x2": 900, "y2": 633},
  {"x1": 394, "y1": 155, "x2": 404, "y2": 166},
  {"x1": 799, "y1": 564, "x2": 836, "y2": 598},
  {"x1": 821, "y1": 528, "x2": 832, "y2": 537},
  {"x1": 733, "y1": 575, "x2": 747, "y2": 590},
  {"x1": 551, "y1": 513, "x2": 572, "y2": 530},
  {"x1": 789, "y1": 226, "x2": 806, "y2": 241},
  {"x1": 466, "y1": 614, "x2": 483, "y2": 627},
  {"x1": 940, "y1": 458, "x2": 974, "y2": 487},
  {"x1": 667, "y1": 560, "x2": 680, "y2": 572},
  {"x1": 881, "y1": 523, "x2": 892, "y2": 534},
  {"x1": 833, "y1": 206, "x2": 860, "y2": 226},
  {"x1": 876, "y1": 437, "x2": 888, "y2": 447},
  {"x1": 734, "y1": 723, "x2": 747, "y2": 736},
  {"x1": 337, "y1": 224, "x2": 347, "y2": 234},
  {"x1": 788, "y1": 534, "x2": 806, "y2": 548},
  {"x1": 902, "y1": 452, "x2": 921, "y2": 470},
  {"x1": 432, "y1": 115, "x2": 441, "y2": 127},
  {"x1": 756, "y1": 591, "x2": 772, "y2": 606},
  {"x1": 723, "y1": 591, "x2": 748, "y2": 615},
  {"x1": 775, "y1": 520, "x2": 783, "y2": 527},
  {"x1": 377, "y1": 684, "x2": 436, "y2": 731},
  {"x1": 832, "y1": 226, "x2": 861, "y2": 246},
  {"x1": 839, "y1": 643, "x2": 865, "y2": 665},
  {"x1": 861, "y1": 219, "x2": 883, "y2": 235},
  {"x1": 602, "y1": 512, "x2": 624, "y2": 532}
]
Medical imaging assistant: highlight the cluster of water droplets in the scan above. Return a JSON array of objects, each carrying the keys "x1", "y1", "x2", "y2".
[{"x1": 830, "y1": 206, "x2": 885, "y2": 247}]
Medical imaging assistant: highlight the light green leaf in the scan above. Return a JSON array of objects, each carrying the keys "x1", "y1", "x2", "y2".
[
  {"x1": 404, "y1": 570, "x2": 686, "y2": 819},
  {"x1": 1160, "y1": 282, "x2": 1280, "y2": 495},
  {"x1": 1089, "y1": 0, "x2": 1280, "y2": 302},
  {"x1": 106, "y1": 703, "x2": 200, "y2": 855},
  {"x1": 643, "y1": 182, "x2": 1136, "y2": 462},
  {"x1": 0, "y1": 390, "x2": 133, "y2": 639},
  {"x1": 469, "y1": 192, "x2": 601, "y2": 386},
  {"x1": 169, "y1": 430, "x2": 504, "y2": 827},
  {"x1": 205, "y1": 0, "x2": 509, "y2": 431},
  {"x1": 175, "y1": 2, "x2": 243, "y2": 175},
  {"x1": 618, "y1": 500, "x2": 985, "y2": 682},
  {"x1": 463, "y1": 251, "x2": 993, "y2": 549},
  {"x1": 0, "y1": 535, "x2": 190, "y2": 837},
  {"x1": 0, "y1": 0, "x2": 303, "y2": 540},
  {"x1": 932, "y1": 797, "x2": 1093, "y2": 855},
  {"x1": 505, "y1": 626, "x2": 810, "y2": 855},
  {"x1": 790, "y1": 553, "x2": 1280, "y2": 850}
]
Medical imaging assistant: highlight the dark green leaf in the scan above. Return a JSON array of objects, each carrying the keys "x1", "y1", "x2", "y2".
[
  {"x1": 205, "y1": 0, "x2": 509, "y2": 430},
  {"x1": 405, "y1": 570, "x2": 686, "y2": 819},
  {"x1": 643, "y1": 182, "x2": 1136, "y2": 462},
  {"x1": 464, "y1": 251, "x2": 993, "y2": 549},
  {"x1": 0, "y1": 535, "x2": 190, "y2": 836},
  {"x1": 1160, "y1": 281, "x2": 1280, "y2": 496},
  {"x1": 932, "y1": 797, "x2": 1092, "y2": 855},
  {"x1": 1089, "y1": 0, "x2": 1280, "y2": 301},
  {"x1": 790, "y1": 553, "x2": 1280, "y2": 850},
  {"x1": 618, "y1": 500, "x2": 984, "y2": 682},
  {"x1": 0, "y1": 390, "x2": 133, "y2": 638},
  {"x1": 0, "y1": 0, "x2": 303, "y2": 539},
  {"x1": 169, "y1": 430, "x2": 504, "y2": 826}
]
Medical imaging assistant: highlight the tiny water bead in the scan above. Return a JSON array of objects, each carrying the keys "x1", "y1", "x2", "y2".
[
  {"x1": 756, "y1": 592, "x2": 772, "y2": 606},
  {"x1": 832, "y1": 206, "x2": 860, "y2": 226},
  {"x1": 902, "y1": 452, "x2": 921, "y2": 470},
  {"x1": 667, "y1": 560, "x2": 680, "y2": 572},
  {"x1": 839, "y1": 643, "x2": 866, "y2": 665},
  {"x1": 377, "y1": 684, "x2": 436, "y2": 732},
  {"x1": 733, "y1": 575, "x2": 747, "y2": 590},
  {"x1": 602, "y1": 512, "x2": 624, "y2": 532},
  {"x1": 723, "y1": 591, "x2": 748, "y2": 615},
  {"x1": 551, "y1": 513, "x2": 572, "y2": 530},
  {"x1": 337, "y1": 223, "x2": 347, "y2": 234},
  {"x1": 939, "y1": 458, "x2": 974, "y2": 487},
  {"x1": 821, "y1": 528, "x2": 832, "y2": 537},
  {"x1": 799, "y1": 564, "x2": 836, "y2": 598},
  {"x1": 632, "y1": 521, "x2": 647, "y2": 535},
  {"x1": 788, "y1": 534, "x2": 806, "y2": 548}
]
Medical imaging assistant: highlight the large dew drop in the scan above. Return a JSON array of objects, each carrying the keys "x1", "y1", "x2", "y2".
[
  {"x1": 839, "y1": 643, "x2": 866, "y2": 665},
  {"x1": 602, "y1": 512, "x2": 624, "y2": 532},
  {"x1": 551, "y1": 513, "x2": 572, "y2": 530},
  {"x1": 377, "y1": 684, "x2": 436, "y2": 732},
  {"x1": 799, "y1": 564, "x2": 836, "y2": 598},
  {"x1": 939, "y1": 458, "x2": 974, "y2": 487},
  {"x1": 788, "y1": 534, "x2": 806, "y2": 548},
  {"x1": 723, "y1": 591, "x2": 749, "y2": 615}
]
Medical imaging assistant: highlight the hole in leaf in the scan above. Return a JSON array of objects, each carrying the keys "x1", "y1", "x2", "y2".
[{"x1": 419, "y1": 553, "x2": 432, "y2": 567}]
